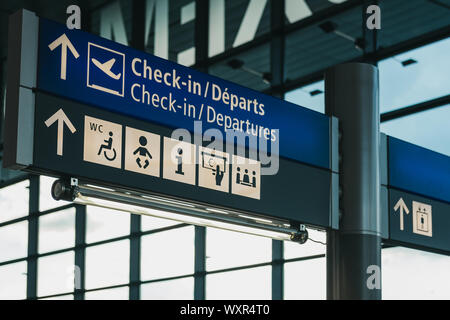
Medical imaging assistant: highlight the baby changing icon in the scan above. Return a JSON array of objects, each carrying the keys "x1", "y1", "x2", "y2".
[
  {"x1": 124, "y1": 127, "x2": 160, "y2": 177},
  {"x1": 133, "y1": 136, "x2": 152, "y2": 169},
  {"x1": 87, "y1": 42, "x2": 125, "y2": 97}
]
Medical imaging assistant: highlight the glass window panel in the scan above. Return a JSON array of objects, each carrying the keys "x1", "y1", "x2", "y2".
[
  {"x1": 91, "y1": 0, "x2": 132, "y2": 45},
  {"x1": 39, "y1": 208, "x2": 75, "y2": 253},
  {"x1": 381, "y1": 104, "x2": 450, "y2": 156},
  {"x1": 0, "y1": 180, "x2": 29, "y2": 223},
  {"x1": 284, "y1": 258, "x2": 326, "y2": 300},
  {"x1": 379, "y1": 38, "x2": 450, "y2": 113},
  {"x1": 206, "y1": 228, "x2": 271, "y2": 271},
  {"x1": 208, "y1": 0, "x2": 270, "y2": 58},
  {"x1": 86, "y1": 206, "x2": 130, "y2": 243},
  {"x1": 166, "y1": 0, "x2": 196, "y2": 64},
  {"x1": 141, "y1": 227, "x2": 194, "y2": 280},
  {"x1": 284, "y1": 229, "x2": 326, "y2": 259},
  {"x1": 285, "y1": 81, "x2": 325, "y2": 114},
  {"x1": 85, "y1": 240, "x2": 130, "y2": 290},
  {"x1": 141, "y1": 212, "x2": 180, "y2": 231},
  {"x1": 141, "y1": 277, "x2": 194, "y2": 300},
  {"x1": 209, "y1": 44, "x2": 271, "y2": 92},
  {"x1": 206, "y1": 266, "x2": 271, "y2": 300},
  {"x1": 37, "y1": 251, "x2": 75, "y2": 297},
  {"x1": 0, "y1": 261, "x2": 27, "y2": 300},
  {"x1": 40, "y1": 294, "x2": 74, "y2": 300},
  {"x1": 85, "y1": 287, "x2": 129, "y2": 300},
  {"x1": 225, "y1": 0, "x2": 270, "y2": 49},
  {"x1": 382, "y1": 247, "x2": 450, "y2": 300},
  {"x1": 379, "y1": 1, "x2": 449, "y2": 51},
  {"x1": 40, "y1": 176, "x2": 63, "y2": 211},
  {"x1": 285, "y1": 6, "x2": 363, "y2": 83},
  {"x1": 0, "y1": 221, "x2": 28, "y2": 263}
]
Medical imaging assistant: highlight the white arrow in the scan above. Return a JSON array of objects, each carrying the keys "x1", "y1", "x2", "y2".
[
  {"x1": 394, "y1": 197, "x2": 409, "y2": 231},
  {"x1": 48, "y1": 34, "x2": 80, "y2": 80},
  {"x1": 45, "y1": 109, "x2": 76, "y2": 156}
]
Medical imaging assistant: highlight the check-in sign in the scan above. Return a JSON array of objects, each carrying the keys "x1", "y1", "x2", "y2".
[
  {"x1": 38, "y1": 18, "x2": 331, "y2": 169},
  {"x1": 3, "y1": 10, "x2": 339, "y2": 231}
]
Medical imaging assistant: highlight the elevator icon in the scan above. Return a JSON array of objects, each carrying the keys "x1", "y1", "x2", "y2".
[{"x1": 412, "y1": 201, "x2": 432, "y2": 237}]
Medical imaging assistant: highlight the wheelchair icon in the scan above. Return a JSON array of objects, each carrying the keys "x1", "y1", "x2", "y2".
[{"x1": 97, "y1": 131, "x2": 117, "y2": 161}]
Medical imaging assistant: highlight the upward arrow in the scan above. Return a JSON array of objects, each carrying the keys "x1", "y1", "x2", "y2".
[
  {"x1": 394, "y1": 197, "x2": 410, "y2": 231},
  {"x1": 45, "y1": 108, "x2": 76, "y2": 156},
  {"x1": 48, "y1": 33, "x2": 80, "y2": 80}
]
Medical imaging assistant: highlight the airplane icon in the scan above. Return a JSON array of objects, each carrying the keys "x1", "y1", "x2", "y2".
[
  {"x1": 91, "y1": 58, "x2": 122, "y2": 80},
  {"x1": 87, "y1": 42, "x2": 125, "y2": 97}
]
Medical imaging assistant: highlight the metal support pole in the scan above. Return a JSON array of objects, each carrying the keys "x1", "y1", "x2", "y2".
[
  {"x1": 74, "y1": 204, "x2": 86, "y2": 300},
  {"x1": 325, "y1": 63, "x2": 381, "y2": 300},
  {"x1": 270, "y1": 0, "x2": 285, "y2": 300},
  {"x1": 27, "y1": 175, "x2": 39, "y2": 300},
  {"x1": 194, "y1": 226, "x2": 206, "y2": 300},
  {"x1": 128, "y1": 0, "x2": 146, "y2": 301},
  {"x1": 193, "y1": 0, "x2": 209, "y2": 301}
]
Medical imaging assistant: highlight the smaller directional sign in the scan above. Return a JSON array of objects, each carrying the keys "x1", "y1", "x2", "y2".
[{"x1": 386, "y1": 136, "x2": 450, "y2": 254}]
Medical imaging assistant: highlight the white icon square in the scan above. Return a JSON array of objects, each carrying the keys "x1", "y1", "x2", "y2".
[
  {"x1": 162, "y1": 137, "x2": 196, "y2": 186},
  {"x1": 83, "y1": 115, "x2": 122, "y2": 168},
  {"x1": 231, "y1": 155, "x2": 261, "y2": 200},
  {"x1": 125, "y1": 127, "x2": 160, "y2": 177},
  {"x1": 87, "y1": 42, "x2": 125, "y2": 97},
  {"x1": 198, "y1": 147, "x2": 229, "y2": 193},
  {"x1": 412, "y1": 201, "x2": 432, "y2": 237}
]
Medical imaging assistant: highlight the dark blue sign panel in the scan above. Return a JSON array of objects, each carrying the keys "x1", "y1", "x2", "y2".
[
  {"x1": 37, "y1": 18, "x2": 330, "y2": 169},
  {"x1": 388, "y1": 137, "x2": 450, "y2": 204},
  {"x1": 32, "y1": 92, "x2": 332, "y2": 229}
]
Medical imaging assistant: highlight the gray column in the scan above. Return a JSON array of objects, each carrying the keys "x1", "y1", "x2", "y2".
[
  {"x1": 129, "y1": 0, "x2": 146, "y2": 301},
  {"x1": 270, "y1": 0, "x2": 285, "y2": 300},
  {"x1": 27, "y1": 175, "x2": 39, "y2": 300},
  {"x1": 325, "y1": 63, "x2": 381, "y2": 300},
  {"x1": 193, "y1": 0, "x2": 209, "y2": 301}
]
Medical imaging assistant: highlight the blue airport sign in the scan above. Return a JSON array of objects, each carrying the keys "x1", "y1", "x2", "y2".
[
  {"x1": 385, "y1": 137, "x2": 450, "y2": 254},
  {"x1": 37, "y1": 18, "x2": 331, "y2": 169},
  {"x1": 3, "y1": 10, "x2": 339, "y2": 232}
]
